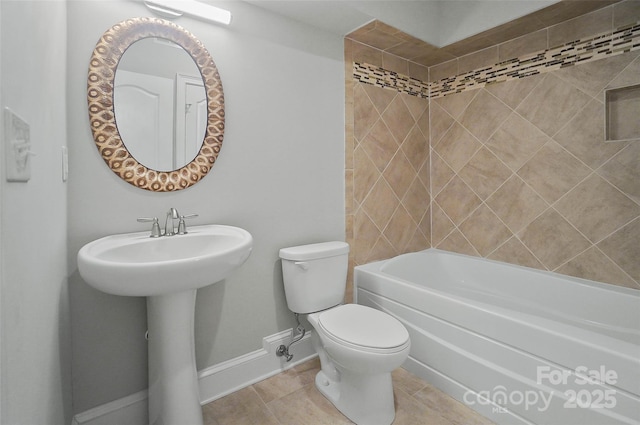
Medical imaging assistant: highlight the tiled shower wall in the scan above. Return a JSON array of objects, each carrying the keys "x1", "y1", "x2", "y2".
[
  {"x1": 346, "y1": 19, "x2": 640, "y2": 291},
  {"x1": 430, "y1": 53, "x2": 640, "y2": 289},
  {"x1": 345, "y1": 41, "x2": 431, "y2": 300}
]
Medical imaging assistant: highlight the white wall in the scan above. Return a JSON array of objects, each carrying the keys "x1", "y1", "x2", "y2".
[
  {"x1": 1, "y1": 1, "x2": 71, "y2": 424},
  {"x1": 67, "y1": 0, "x2": 345, "y2": 414}
]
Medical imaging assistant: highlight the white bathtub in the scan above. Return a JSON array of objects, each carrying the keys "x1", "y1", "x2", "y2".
[{"x1": 354, "y1": 249, "x2": 640, "y2": 425}]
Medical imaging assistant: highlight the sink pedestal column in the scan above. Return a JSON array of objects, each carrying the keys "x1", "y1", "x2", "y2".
[{"x1": 147, "y1": 289, "x2": 203, "y2": 425}]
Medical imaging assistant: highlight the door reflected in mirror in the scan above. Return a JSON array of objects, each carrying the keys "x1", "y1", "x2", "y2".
[
  {"x1": 115, "y1": 37, "x2": 207, "y2": 172},
  {"x1": 88, "y1": 18, "x2": 225, "y2": 191}
]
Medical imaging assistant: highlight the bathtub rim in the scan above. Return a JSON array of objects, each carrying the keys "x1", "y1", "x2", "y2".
[{"x1": 356, "y1": 248, "x2": 640, "y2": 298}]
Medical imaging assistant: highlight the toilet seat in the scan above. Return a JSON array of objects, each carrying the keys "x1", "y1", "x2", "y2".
[{"x1": 317, "y1": 304, "x2": 409, "y2": 353}]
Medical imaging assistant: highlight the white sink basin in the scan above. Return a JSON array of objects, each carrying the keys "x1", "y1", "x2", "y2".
[
  {"x1": 78, "y1": 223, "x2": 252, "y2": 425},
  {"x1": 78, "y1": 224, "x2": 252, "y2": 296}
]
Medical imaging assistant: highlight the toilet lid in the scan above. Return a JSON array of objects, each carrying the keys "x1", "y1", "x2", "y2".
[{"x1": 318, "y1": 304, "x2": 409, "y2": 349}]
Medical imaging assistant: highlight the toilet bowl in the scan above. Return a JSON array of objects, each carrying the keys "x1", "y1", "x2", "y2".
[
  {"x1": 308, "y1": 304, "x2": 410, "y2": 425},
  {"x1": 279, "y1": 242, "x2": 410, "y2": 425}
]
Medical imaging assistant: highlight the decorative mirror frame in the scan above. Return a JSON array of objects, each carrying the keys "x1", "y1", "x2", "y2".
[{"x1": 87, "y1": 17, "x2": 224, "y2": 191}]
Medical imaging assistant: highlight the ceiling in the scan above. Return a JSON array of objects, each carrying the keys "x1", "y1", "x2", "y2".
[
  {"x1": 243, "y1": 0, "x2": 560, "y2": 47},
  {"x1": 243, "y1": 0, "x2": 622, "y2": 67}
]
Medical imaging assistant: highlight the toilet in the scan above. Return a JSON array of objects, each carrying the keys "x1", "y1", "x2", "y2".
[{"x1": 279, "y1": 241, "x2": 410, "y2": 425}]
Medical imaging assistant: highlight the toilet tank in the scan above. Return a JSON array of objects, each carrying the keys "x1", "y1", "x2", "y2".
[{"x1": 279, "y1": 241, "x2": 349, "y2": 314}]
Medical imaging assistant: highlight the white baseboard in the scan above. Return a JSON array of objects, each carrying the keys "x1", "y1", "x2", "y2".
[
  {"x1": 71, "y1": 390, "x2": 149, "y2": 425},
  {"x1": 198, "y1": 328, "x2": 316, "y2": 404},
  {"x1": 71, "y1": 329, "x2": 316, "y2": 425}
]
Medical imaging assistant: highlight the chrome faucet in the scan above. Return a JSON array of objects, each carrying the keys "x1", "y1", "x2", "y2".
[
  {"x1": 164, "y1": 208, "x2": 180, "y2": 236},
  {"x1": 138, "y1": 208, "x2": 198, "y2": 237}
]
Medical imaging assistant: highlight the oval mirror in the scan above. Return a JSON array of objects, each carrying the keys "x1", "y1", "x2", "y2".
[{"x1": 87, "y1": 18, "x2": 224, "y2": 191}]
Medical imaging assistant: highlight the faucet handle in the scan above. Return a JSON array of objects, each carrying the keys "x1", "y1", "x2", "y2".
[
  {"x1": 137, "y1": 217, "x2": 162, "y2": 238},
  {"x1": 177, "y1": 214, "x2": 198, "y2": 235}
]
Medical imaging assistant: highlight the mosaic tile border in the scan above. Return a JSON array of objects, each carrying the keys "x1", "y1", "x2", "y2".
[
  {"x1": 353, "y1": 24, "x2": 640, "y2": 99},
  {"x1": 353, "y1": 62, "x2": 430, "y2": 99}
]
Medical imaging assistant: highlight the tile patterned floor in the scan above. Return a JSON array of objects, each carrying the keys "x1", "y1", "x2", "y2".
[{"x1": 202, "y1": 358, "x2": 496, "y2": 425}]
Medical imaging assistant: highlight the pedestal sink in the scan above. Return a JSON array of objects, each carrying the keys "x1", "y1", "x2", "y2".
[{"x1": 78, "y1": 224, "x2": 252, "y2": 425}]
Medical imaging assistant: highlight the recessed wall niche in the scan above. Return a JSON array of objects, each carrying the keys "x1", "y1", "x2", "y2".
[{"x1": 605, "y1": 84, "x2": 640, "y2": 142}]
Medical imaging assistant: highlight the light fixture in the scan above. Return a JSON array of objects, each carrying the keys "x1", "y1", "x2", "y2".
[{"x1": 143, "y1": 0, "x2": 232, "y2": 25}]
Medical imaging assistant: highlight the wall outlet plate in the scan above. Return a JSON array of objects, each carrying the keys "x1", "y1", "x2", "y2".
[{"x1": 4, "y1": 107, "x2": 32, "y2": 182}]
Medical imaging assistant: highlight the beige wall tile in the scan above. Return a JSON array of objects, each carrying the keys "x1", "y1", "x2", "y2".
[
  {"x1": 382, "y1": 51, "x2": 409, "y2": 76},
  {"x1": 431, "y1": 202, "x2": 455, "y2": 246},
  {"x1": 605, "y1": 53, "x2": 640, "y2": 90},
  {"x1": 518, "y1": 209, "x2": 591, "y2": 271},
  {"x1": 486, "y1": 175, "x2": 548, "y2": 234},
  {"x1": 354, "y1": 146, "x2": 379, "y2": 203},
  {"x1": 458, "y1": 204, "x2": 512, "y2": 256},
  {"x1": 435, "y1": 89, "x2": 479, "y2": 120},
  {"x1": 458, "y1": 147, "x2": 512, "y2": 199},
  {"x1": 597, "y1": 218, "x2": 640, "y2": 281},
  {"x1": 488, "y1": 236, "x2": 544, "y2": 270},
  {"x1": 347, "y1": 25, "x2": 405, "y2": 51},
  {"x1": 429, "y1": 59, "x2": 458, "y2": 82},
  {"x1": 485, "y1": 73, "x2": 544, "y2": 110},
  {"x1": 498, "y1": 29, "x2": 548, "y2": 61},
  {"x1": 443, "y1": 35, "x2": 496, "y2": 58},
  {"x1": 486, "y1": 113, "x2": 550, "y2": 172},
  {"x1": 614, "y1": 0, "x2": 640, "y2": 28},
  {"x1": 596, "y1": 143, "x2": 640, "y2": 204},
  {"x1": 345, "y1": 169, "x2": 353, "y2": 215},
  {"x1": 382, "y1": 96, "x2": 415, "y2": 143},
  {"x1": 516, "y1": 74, "x2": 592, "y2": 137},
  {"x1": 554, "y1": 100, "x2": 627, "y2": 169},
  {"x1": 429, "y1": 102, "x2": 455, "y2": 145},
  {"x1": 353, "y1": 208, "x2": 380, "y2": 264},
  {"x1": 401, "y1": 126, "x2": 429, "y2": 172},
  {"x1": 517, "y1": 141, "x2": 591, "y2": 204},
  {"x1": 457, "y1": 46, "x2": 499, "y2": 75},
  {"x1": 351, "y1": 41, "x2": 383, "y2": 67},
  {"x1": 383, "y1": 150, "x2": 415, "y2": 199},
  {"x1": 353, "y1": 84, "x2": 378, "y2": 141},
  {"x1": 433, "y1": 123, "x2": 482, "y2": 172},
  {"x1": 459, "y1": 90, "x2": 511, "y2": 142},
  {"x1": 548, "y1": 6, "x2": 613, "y2": 48},
  {"x1": 360, "y1": 119, "x2": 398, "y2": 171},
  {"x1": 434, "y1": 176, "x2": 482, "y2": 225},
  {"x1": 408, "y1": 61, "x2": 429, "y2": 82},
  {"x1": 361, "y1": 178, "x2": 399, "y2": 230},
  {"x1": 402, "y1": 177, "x2": 430, "y2": 223},
  {"x1": 367, "y1": 235, "x2": 398, "y2": 262},
  {"x1": 436, "y1": 229, "x2": 478, "y2": 256},
  {"x1": 535, "y1": 1, "x2": 613, "y2": 28},
  {"x1": 430, "y1": 152, "x2": 455, "y2": 197},
  {"x1": 417, "y1": 152, "x2": 430, "y2": 190},
  {"x1": 401, "y1": 93, "x2": 429, "y2": 121},
  {"x1": 361, "y1": 83, "x2": 396, "y2": 114},
  {"x1": 411, "y1": 49, "x2": 457, "y2": 68},
  {"x1": 384, "y1": 205, "x2": 418, "y2": 252},
  {"x1": 555, "y1": 174, "x2": 640, "y2": 243},
  {"x1": 555, "y1": 52, "x2": 638, "y2": 98},
  {"x1": 557, "y1": 246, "x2": 640, "y2": 289}
]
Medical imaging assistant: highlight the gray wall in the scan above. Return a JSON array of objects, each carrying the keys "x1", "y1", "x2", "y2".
[
  {"x1": 66, "y1": 0, "x2": 345, "y2": 413},
  {"x1": 1, "y1": 1, "x2": 71, "y2": 424}
]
